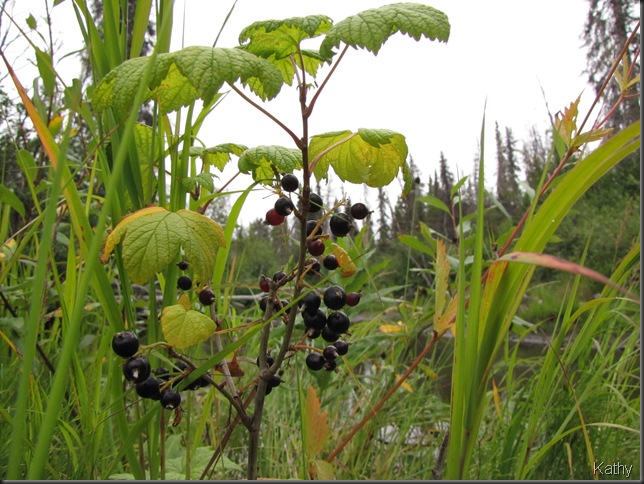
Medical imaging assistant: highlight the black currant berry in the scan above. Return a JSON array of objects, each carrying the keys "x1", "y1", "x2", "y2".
[
  {"x1": 305, "y1": 353, "x2": 325, "y2": 371},
  {"x1": 299, "y1": 290, "x2": 321, "y2": 313},
  {"x1": 281, "y1": 174, "x2": 299, "y2": 192},
  {"x1": 267, "y1": 374, "x2": 282, "y2": 389},
  {"x1": 177, "y1": 275, "x2": 192, "y2": 291},
  {"x1": 308, "y1": 193, "x2": 324, "y2": 213},
  {"x1": 350, "y1": 203, "x2": 370, "y2": 220},
  {"x1": 302, "y1": 308, "x2": 327, "y2": 330},
  {"x1": 256, "y1": 354, "x2": 275, "y2": 367},
  {"x1": 321, "y1": 326, "x2": 340, "y2": 343},
  {"x1": 265, "y1": 208, "x2": 285, "y2": 226},
  {"x1": 333, "y1": 340, "x2": 349, "y2": 356},
  {"x1": 123, "y1": 356, "x2": 151, "y2": 384},
  {"x1": 186, "y1": 373, "x2": 210, "y2": 390},
  {"x1": 326, "y1": 311, "x2": 350, "y2": 333},
  {"x1": 346, "y1": 292, "x2": 362, "y2": 307},
  {"x1": 160, "y1": 388, "x2": 182, "y2": 409},
  {"x1": 308, "y1": 328, "x2": 322, "y2": 339},
  {"x1": 322, "y1": 345, "x2": 338, "y2": 361},
  {"x1": 306, "y1": 220, "x2": 320, "y2": 237},
  {"x1": 177, "y1": 260, "x2": 189, "y2": 271},
  {"x1": 277, "y1": 299, "x2": 292, "y2": 314},
  {"x1": 199, "y1": 288, "x2": 216, "y2": 306},
  {"x1": 259, "y1": 296, "x2": 270, "y2": 312},
  {"x1": 272, "y1": 271, "x2": 287, "y2": 283},
  {"x1": 154, "y1": 367, "x2": 171, "y2": 381},
  {"x1": 307, "y1": 239, "x2": 325, "y2": 256},
  {"x1": 305, "y1": 258, "x2": 321, "y2": 274},
  {"x1": 274, "y1": 197, "x2": 295, "y2": 217},
  {"x1": 136, "y1": 376, "x2": 162, "y2": 400},
  {"x1": 323, "y1": 254, "x2": 339, "y2": 271},
  {"x1": 330, "y1": 213, "x2": 353, "y2": 237},
  {"x1": 112, "y1": 331, "x2": 139, "y2": 358},
  {"x1": 324, "y1": 359, "x2": 337, "y2": 371},
  {"x1": 323, "y1": 285, "x2": 346, "y2": 310}
]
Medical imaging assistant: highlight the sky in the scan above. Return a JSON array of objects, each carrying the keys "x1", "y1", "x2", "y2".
[{"x1": 2, "y1": 0, "x2": 596, "y2": 225}]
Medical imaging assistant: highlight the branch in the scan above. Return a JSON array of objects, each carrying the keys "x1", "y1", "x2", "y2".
[
  {"x1": 228, "y1": 82, "x2": 303, "y2": 149},
  {"x1": 306, "y1": 44, "x2": 350, "y2": 117}
]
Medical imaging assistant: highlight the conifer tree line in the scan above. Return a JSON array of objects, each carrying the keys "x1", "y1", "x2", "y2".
[{"x1": 0, "y1": 0, "x2": 639, "y2": 295}]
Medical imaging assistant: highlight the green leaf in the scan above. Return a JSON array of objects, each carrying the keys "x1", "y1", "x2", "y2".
[
  {"x1": 238, "y1": 145, "x2": 303, "y2": 182},
  {"x1": 309, "y1": 459, "x2": 335, "y2": 480},
  {"x1": 182, "y1": 173, "x2": 217, "y2": 193},
  {"x1": 239, "y1": 15, "x2": 332, "y2": 84},
  {"x1": 92, "y1": 47, "x2": 283, "y2": 120},
  {"x1": 190, "y1": 143, "x2": 248, "y2": 171},
  {"x1": 165, "y1": 446, "x2": 242, "y2": 478},
  {"x1": 397, "y1": 234, "x2": 434, "y2": 256},
  {"x1": 101, "y1": 206, "x2": 225, "y2": 284},
  {"x1": 35, "y1": 47, "x2": 56, "y2": 97},
  {"x1": 239, "y1": 15, "x2": 332, "y2": 59},
  {"x1": 26, "y1": 14, "x2": 37, "y2": 29},
  {"x1": 161, "y1": 304, "x2": 216, "y2": 349},
  {"x1": 133, "y1": 123, "x2": 157, "y2": 204},
  {"x1": 0, "y1": 185, "x2": 26, "y2": 218},
  {"x1": 320, "y1": 2, "x2": 450, "y2": 58},
  {"x1": 310, "y1": 128, "x2": 408, "y2": 187},
  {"x1": 417, "y1": 195, "x2": 451, "y2": 214}
]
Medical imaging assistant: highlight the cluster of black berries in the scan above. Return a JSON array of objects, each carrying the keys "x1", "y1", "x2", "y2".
[
  {"x1": 112, "y1": 331, "x2": 211, "y2": 411},
  {"x1": 300, "y1": 285, "x2": 359, "y2": 371},
  {"x1": 263, "y1": 173, "x2": 372, "y2": 240},
  {"x1": 305, "y1": 340, "x2": 349, "y2": 372},
  {"x1": 176, "y1": 261, "x2": 216, "y2": 306},
  {"x1": 259, "y1": 173, "x2": 369, "y2": 374}
]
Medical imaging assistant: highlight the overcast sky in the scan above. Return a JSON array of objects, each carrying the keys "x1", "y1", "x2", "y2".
[{"x1": 3, "y1": 0, "x2": 595, "y2": 225}]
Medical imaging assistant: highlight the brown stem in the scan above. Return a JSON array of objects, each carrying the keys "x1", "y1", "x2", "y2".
[{"x1": 306, "y1": 44, "x2": 350, "y2": 117}]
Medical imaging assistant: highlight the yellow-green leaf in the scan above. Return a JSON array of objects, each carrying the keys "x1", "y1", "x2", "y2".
[
  {"x1": 310, "y1": 128, "x2": 408, "y2": 188},
  {"x1": 161, "y1": 303, "x2": 216, "y2": 349},
  {"x1": 309, "y1": 459, "x2": 335, "y2": 480},
  {"x1": 396, "y1": 374, "x2": 413, "y2": 393},
  {"x1": 330, "y1": 243, "x2": 356, "y2": 277},
  {"x1": 101, "y1": 206, "x2": 225, "y2": 284}
]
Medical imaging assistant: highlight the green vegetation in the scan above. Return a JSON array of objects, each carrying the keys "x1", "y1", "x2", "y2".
[{"x1": 0, "y1": 0, "x2": 639, "y2": 480}]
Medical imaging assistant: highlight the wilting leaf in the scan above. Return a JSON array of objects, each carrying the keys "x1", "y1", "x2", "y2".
[
  {"x1": 330, "y1": 243, "x2": 357, "y2": 277},
  {"x1": 161, "y1": 304, "x2": 216, "y2": 349},
  {"x1": 434, "y1": 239, "x2": 456, "y2": 336},
  {"x1": 101, "y1": 206, "x2": 225, "y2": 284},
  {"x1": 303, "y1": 385, "x2": 329, "y2": 457}
]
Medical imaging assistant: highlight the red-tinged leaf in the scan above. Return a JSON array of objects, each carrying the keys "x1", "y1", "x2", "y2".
[
  {"x1": 499, "y1": 252, "x2": 637, "y2": 300},
  {"x1": 303, "y1": 385, "x2": 329, "y2": 458},
  {"x1": 554, "y1": 96, "x2": 581, "y2": 146}
]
